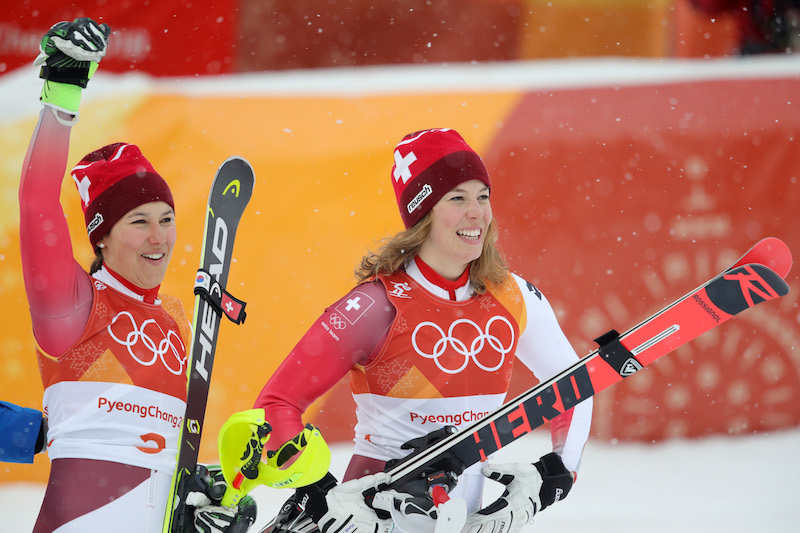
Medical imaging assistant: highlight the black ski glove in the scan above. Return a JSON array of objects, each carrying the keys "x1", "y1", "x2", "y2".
[{"x1": 534, "y1": 452, "x2": 574, "y2": 511}]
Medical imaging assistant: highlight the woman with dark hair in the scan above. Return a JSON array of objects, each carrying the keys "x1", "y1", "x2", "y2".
[{"x1": 21, "y1": 17, "x2": 250, "y2": 533}]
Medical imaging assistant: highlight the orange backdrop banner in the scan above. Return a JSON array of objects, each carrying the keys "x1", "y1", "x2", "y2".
[{"x1": 1, "y1": 59, "x2": 798, "y2": 484}]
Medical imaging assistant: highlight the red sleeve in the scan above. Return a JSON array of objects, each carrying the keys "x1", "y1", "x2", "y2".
[
  {"x1": 19, "y1": 109, "x2": 94, "y2": 356},
  {"x1": 254, "y1": 281, "x2": 395, "y2": 450}
]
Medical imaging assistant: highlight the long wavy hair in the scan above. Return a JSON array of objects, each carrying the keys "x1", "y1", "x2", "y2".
[{"x1": 355, "y1": 212, "x2": 508, "y2": 295}]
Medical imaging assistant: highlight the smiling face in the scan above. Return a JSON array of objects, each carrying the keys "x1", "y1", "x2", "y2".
[
  {"x1": 416, "y1": 179, "x2": 492, "y2": 280},
  {"x1": 97, "y1": 201, "x2": 176, "y2": 289}
]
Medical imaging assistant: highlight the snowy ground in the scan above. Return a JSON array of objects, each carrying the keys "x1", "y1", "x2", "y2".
[{"x1": 5, "y1": 428, "x2": 799, "y2": 532}]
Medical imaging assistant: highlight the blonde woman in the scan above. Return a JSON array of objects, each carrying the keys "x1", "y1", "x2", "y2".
[{"x1": 256, "y1": 128, "x2": 592, "y2": 533}]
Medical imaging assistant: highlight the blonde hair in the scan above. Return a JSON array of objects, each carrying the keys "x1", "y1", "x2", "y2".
[{"x1": 355, "y1": 212, "x2": 508, "y2": 295}]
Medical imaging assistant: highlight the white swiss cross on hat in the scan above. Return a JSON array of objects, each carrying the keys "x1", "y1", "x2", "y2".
[
  {"x1": 393, "y1": 150, "x2": 417, "y2": 183},
  {"x1": 72, "y1": 173, "x2": 92, "y2": 206}
]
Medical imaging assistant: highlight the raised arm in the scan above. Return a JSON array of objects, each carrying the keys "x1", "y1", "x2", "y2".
[{"x1": 19, "y1": 18, "x2": 110, "y2": 356}]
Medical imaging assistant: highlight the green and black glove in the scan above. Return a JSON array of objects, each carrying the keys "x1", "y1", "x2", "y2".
[{"x1": 34, "y1": 17, "x2": 110, "y2": 116}]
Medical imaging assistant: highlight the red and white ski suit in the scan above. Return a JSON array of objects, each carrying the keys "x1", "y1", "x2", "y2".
[
  {"x1": 20, "y1": 109, "x2": 189, "y2": 533},
  {"x1": 256, "y1": 256, "x2": 592, "y2": 513}
]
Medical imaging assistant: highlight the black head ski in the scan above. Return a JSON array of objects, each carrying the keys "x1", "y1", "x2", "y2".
[{"x1": 163, "y1": 156, "x2": 255, "y2": 533}]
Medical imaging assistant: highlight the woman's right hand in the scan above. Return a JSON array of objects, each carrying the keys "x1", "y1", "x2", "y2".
[{"x1": 35, "y1": 17, "x2": 110, "y2": 117}]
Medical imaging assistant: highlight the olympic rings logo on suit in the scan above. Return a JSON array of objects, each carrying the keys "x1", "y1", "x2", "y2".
[
  {"x1": 107, "y1": 311, "x2": 187, "y2": 375},
  {"x1": 411, "y1": 315, "x2": 515, "y2": 374},
  {"x1": 329, "y1": 313, "x2": 347, "y2": 330}
]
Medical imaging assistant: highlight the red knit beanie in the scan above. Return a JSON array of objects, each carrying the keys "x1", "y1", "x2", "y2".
[
  {"x1": 71, "y1": 143, "x2": 174, "y2": 247},
  {"x1": 391, "y1": 128, "x2": 490, "y2": 228}
]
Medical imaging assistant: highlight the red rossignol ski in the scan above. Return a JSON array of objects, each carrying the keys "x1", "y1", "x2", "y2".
[
  {"x1": 260, "y1": 238, "x2": 792, "y2": 533},
  {"x1": 382, "y1": 237, "x2": 791, "y2": 492}
]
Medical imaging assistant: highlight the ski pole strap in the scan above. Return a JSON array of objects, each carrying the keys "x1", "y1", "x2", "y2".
[
  {"x1": 194, "y1": 269, "x2": 247, "y2": 324},
  {"x1": 594, "y1": 329, "x2": 643, "y2": 378}
]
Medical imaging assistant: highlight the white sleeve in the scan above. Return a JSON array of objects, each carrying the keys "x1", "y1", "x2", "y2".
[{"x1": 511, "y1": 272, "x2": 593, "y2": 474}]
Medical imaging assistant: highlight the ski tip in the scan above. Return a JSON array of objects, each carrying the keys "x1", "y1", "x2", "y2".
[
  {"x1": 220, "y1": 155, "x2": 253, "y2": 168},
  {"x1": 759, "y1": 237, "x2": 792, "y2": 279},
  {"x1": 739, "y1": 237, "x2": 792, "y2": 280}
]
